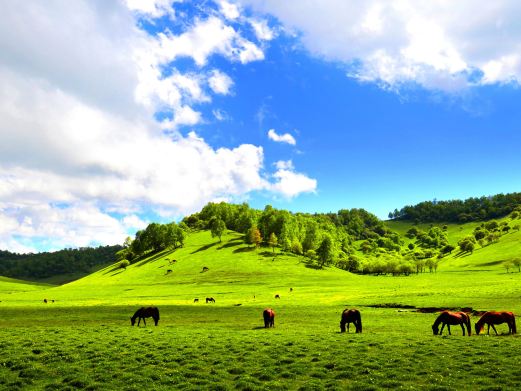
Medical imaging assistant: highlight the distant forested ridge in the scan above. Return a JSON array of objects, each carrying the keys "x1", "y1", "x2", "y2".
[
  {"x1": 389, "y1": 192, "x2": 521, "y2": 223},
  {"x1": 0, "y1": 245, "x2": 122, "y2": 280}
]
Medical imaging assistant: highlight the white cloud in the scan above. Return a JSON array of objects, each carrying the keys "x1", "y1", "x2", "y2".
[
  {"x1": 208, "y1": 69, "x2": 234, "y2": 95},
  {"x1": 126, "y1": 0, "x2": 177, "y2": 19},
  {"x1": 239, "y1": 0, "x2": 521, "y2": 90},
  {"x1": 218, "y1": 0, "x2": 240, "y2": 20},
  {"x1": 0, "y1": 1, "x2": 315, "y2": 251},
  {"x1": 267, "y1": 129, "x2": 296, "y2": 145},
  {"x1": 250, "y1": 19, "x2": 275, "y2": 41},
  {"x1": 271, "y1": 165, "x2": 317, "y2": 198}
]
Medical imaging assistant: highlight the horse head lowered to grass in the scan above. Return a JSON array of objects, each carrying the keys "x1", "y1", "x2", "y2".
[
  {"x1": 432, "y1": 311, "x2": 471, "y2": 336},
  {"x1": 131, "y1": 307, "x2": 160, "y2": 327},
  {"x1": 340, "y1": 309, "x2": 362, "y2": 333},
  {"x1": 475, "y1": 311, "x2": 516, "y2": 335}
]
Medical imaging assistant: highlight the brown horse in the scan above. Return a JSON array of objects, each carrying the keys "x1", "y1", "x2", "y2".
[
  {"x1": 432, "y1": 311, "x2": 471, "y2": 336},
  {"x1": 263, "y1": 308, "x2": 275, "y2": 328},
  {"x1": 475, "y1": 311, "x2": 516, "y2": 335},
  {"x1": 131, "y1": 307, "x2": 160, "y2": 326},
  {"x1": 340, "y1": 309, "x2": 362, "y2": 333}
]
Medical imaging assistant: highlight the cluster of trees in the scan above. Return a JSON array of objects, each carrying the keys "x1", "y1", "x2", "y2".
[
  {"x1": 389, "y1": 193, "x2": 521, "y2": 223},
  {"x1": 0, "y1": 246, "x2": 121, "y2": 280},
  {"x1": 117, "y1": 222, "x2": 186, "y2": 262},
  {"x1": 457, "y1": 219, "x2": 517, "y2": 254},
  {"x1": 183, "y1": 202, "x2": 412, "y2": 271}
]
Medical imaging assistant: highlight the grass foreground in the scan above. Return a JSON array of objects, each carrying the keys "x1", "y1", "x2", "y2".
[{"x1": 1, "y1": 230, "x2": 521, "y2": 390}]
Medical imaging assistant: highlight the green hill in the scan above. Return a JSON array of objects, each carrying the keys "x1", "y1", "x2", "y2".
[{"x1": 2, "y1": 229, "x2": 521, "y2": 313}]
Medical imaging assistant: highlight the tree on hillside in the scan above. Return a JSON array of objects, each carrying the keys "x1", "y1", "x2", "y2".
[
  {"x1": 458, "y1": 236, "x2": 476, "y2": 254},
  {"x1": 247, "y1": 226, "x2": 262, "y2": 248},
  {"x1": 268, "y1": 232, "x2": 278, "y2": 255},
  {"x1": 317, "y1": 235, "x2": 334, "y2": 268},
  {"x1": 210, "y1": 217, "x2": 226, "y2": 242}
]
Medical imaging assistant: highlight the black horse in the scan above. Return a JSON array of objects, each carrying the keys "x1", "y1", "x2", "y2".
[
  {"x1": 206, "y1": 297, "x2": 215, "y2": 303},
  {"x1": 131, "y1": 307, "x2": 160, "y2": 326},
  {"x1": 340, "y1": 309, "x2": 362, "y2": 333},
  {"x1": 263, "y1": 308, "x2": 275, "y2": 328}
]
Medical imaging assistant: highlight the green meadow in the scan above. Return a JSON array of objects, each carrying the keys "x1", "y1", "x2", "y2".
[{"x1": 1, "y1": 229, "x2": 521, "y2": 390}]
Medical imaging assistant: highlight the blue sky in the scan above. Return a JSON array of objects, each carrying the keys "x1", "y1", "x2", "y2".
[{"x1": 1, "y1": 0, "x2": 521, "y2": 252}]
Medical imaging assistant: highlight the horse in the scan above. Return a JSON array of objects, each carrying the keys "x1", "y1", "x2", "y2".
[
  {"x1": 193, "y1": 298, "x2": 199, "y2": 303},
  {"x1": 475, "y1": 311, "x2": 516, "y2": 335},
  {"x1": 43, "y1": 299, "x2": 48, "y2": 304},
  {"x1": 202, "y1": 266, "x2": 209, "y2": 272},
  {"x1": 263, "y1": 308, "x2": 275, "y2": 328},
  {"x1": 275, "y1": 294, "x2": 280, "y2": 299},
  {"x1": 432, "y1": 311, "x2": 471, "y2": 336},
  {"x1": 340, "y1": 309, "x2": 362, "y2": 333},
  {"x1": 130, "y1": 307, "x2": 160, "y2": 326},
  {"x1": 206, "y1": 297, "x2": 215, "y2": 303}
]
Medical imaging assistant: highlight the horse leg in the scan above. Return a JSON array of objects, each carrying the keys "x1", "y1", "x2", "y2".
[
  {"x1": 491, "y1": 324, "x2": 498, "y2": 335},
  {"x1": 460, "y1": 324, "x2": 465, "y2": 336},
  {"x1": 440, "y1": 323, "x2": 445, "y2": 335},
  {"x1": 138, "y1": 317, "x2": 141, "y2": 327},
  {"x1": 447, "y1": 325, "x2": 451, "y2": 335}
]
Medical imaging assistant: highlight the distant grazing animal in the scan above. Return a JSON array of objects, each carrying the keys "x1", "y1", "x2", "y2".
[
  {"x1": 202, "y1": 266, "x2": 209, "y2": 272},
  {"x1": 263, "y1": 308, "x2": 275, "y2": 328},
  {"x1": 475, "y1": 311, "x2": 516, "y2": 335},
  {"x1": 275, "y1": 294, "x2": 280, "y2": 299},
  {"x1": 43, "y1": 299, "x2": 47, "y2": 304},
  {"x1": 194, "y1": 298, "x2": 199, "y2": 303},
  {"x1": 432, "y1": 311, "x2": 471, "y2": 336},
  {"x1": 166, "y1": 269, "x2": 172, "y2": 274},
  {"x1": 289, "y1": 288, "x2": 293, "y2": 292},
  {"x1": 169, "y1": 259, "x2": 177, "y2": 265},
  {"x1": 340, "y1": 309, "x2": 362, "y2": 333},
  {"x1": 131, "y1": 307, "x2": 160, "y2": 327},
  {"x1": 206, "y1": 297, "x2": 215, "y2": 303}
]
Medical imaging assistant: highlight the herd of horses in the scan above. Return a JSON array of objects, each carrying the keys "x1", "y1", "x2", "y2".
[
  {"x1": 432, "y1": 310, "x2": 517, "y2": 336},
  {"x1": 130, "y1": 306, "x2": 517, "y2": 335}
]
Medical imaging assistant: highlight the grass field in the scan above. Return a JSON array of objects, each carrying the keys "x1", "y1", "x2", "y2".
[{"x1": 1, "y1": 230, "x2": 521, "y2": 389}]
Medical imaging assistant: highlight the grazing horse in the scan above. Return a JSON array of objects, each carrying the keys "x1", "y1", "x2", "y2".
[
  {"x1": 275, "y1": 294, "x2": 280, "y2": 299},
  {"x1": 202, "y1": 266, "x2": 209, "y2": 272},
  {"x1": 263, "y1": 308, "x2": 275, "y2": 328},
  {"x1": 193, "y1": 298, "x2": 199, "y2": 303},
  {"x1": 43, "y1": 299, "x2": 48, "y2": 304},
  {"x1": 130, "y1": 307, "x2": 160, "y2": 326},
  {"x1": 340, "y1": 309, "x2": 362, "y2": 333},
  {"x1": 475, "y1": 311, "x2": 516, "y2": 335},
  {"x1": 206, "y1": 297, "x2": 215, "y2": 303},
  {"x1": 432, "y1": 311, "x2": 471, "y2": 336}
]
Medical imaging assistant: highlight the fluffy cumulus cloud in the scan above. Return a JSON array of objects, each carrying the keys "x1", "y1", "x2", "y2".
[
  {"x1": 267, "y1": 129, "x2": 296, "y2": 145},
  {"x1": 0, "y1": 0, "x2": 315, "y2": 252},
  {"x1": 238, "y1": 0, "x2": 521, "y2": 91},
  {"x1": 208, "y1": 70, "x2": 234, "y2": 95},
  {"x1": 271, "y1": 161, "x2": 317, "y2": 198}
]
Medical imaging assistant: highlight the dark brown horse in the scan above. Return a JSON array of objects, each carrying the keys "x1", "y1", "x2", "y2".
[
  {"x1": 432, "y1": 311, "x2": 471, "y2": 336},
  {"x1": 131, "y1": 307, "x2": 160, "y2": 326},
  {"x1": 475, "y1": 311, "x2": 516, "y2": 335},
  {"x1": 340, "y1": 309, "x2": 362, "y2": 333},
  {"x1": 206, "y1": 297, "x2": 215, "y2": 303},
  {"x1": 263, "y1": 308, "x2": 275, "y2": 328}
]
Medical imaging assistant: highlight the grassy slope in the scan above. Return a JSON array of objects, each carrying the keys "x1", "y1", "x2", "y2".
[
  {"x1": 2, "y1": 228, "x2": 521, "y2": 312},
  {"x1": 1, "y1": 229, "x2": 521, "y2": 389},
  {"x1": 386, "y1": 217, "x2": 521, "y2": 270}
]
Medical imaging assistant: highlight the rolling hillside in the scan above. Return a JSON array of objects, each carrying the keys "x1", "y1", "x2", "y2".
[{"x1": 2, "y1": 229, "x2": 521, "y2": 313}]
